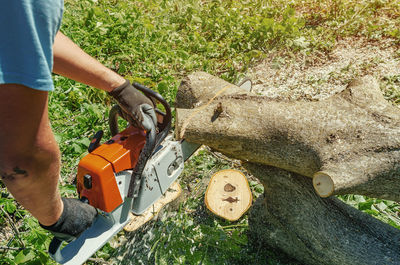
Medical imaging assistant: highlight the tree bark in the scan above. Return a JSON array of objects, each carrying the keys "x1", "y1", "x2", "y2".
[{"x1": 175, "y1": 72, "x2": 400, "y2": 202}]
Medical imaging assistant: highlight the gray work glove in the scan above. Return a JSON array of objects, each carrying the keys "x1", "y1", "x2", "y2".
[
  {"x1": 109, "y1": 80, "x2": 157, "y2": 131},
  {"x1": 40, "y1": 198, "x2": 97, "y2": 241}
]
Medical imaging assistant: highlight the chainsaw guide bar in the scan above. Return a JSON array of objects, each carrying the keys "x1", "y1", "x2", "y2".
[{"x1": 124, "y1": 181, "x2": 182, "y2": 232}]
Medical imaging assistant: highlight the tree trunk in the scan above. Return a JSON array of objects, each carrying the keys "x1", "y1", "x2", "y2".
[
  {"x1": 175, "y1": 72, "x2": 400, "y2": 202},
  {"x1": 246, "y1": 163, "x2": 400, "y2": 265},
  {"x1": 174, "y1": 71, "x2": 400, "y2": 264}
]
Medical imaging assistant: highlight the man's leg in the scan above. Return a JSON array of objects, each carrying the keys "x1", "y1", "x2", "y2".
[
  {"x1": 0, "y1": 1, "x2": 96, "y2": 237},
  {"x1": 0, "y1": 84, "x2": 63, "y2": 226}
]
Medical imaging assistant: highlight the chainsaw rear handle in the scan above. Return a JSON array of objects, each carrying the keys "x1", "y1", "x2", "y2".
[
  {"x1": 48, "y1": 237, "x2": 65, "y2": 262},
  {"x1": 48, "y1": 201, "x2": 132, "y2": 264}
]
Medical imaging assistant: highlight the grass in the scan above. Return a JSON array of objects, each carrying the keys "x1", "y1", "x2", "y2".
[{"x1": 1, "y1": 0, "x2": 399, "y2": 264}]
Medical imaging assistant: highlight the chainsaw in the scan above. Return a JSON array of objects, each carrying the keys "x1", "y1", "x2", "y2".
[
  {"x1": 47, "y1": 83, "x2": 199, "y2": 264},
  {"x1": 48, "y1": 79, "x2": 252, "y2": 264}
]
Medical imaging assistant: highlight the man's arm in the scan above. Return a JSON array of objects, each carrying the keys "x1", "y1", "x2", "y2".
[
  {"x1": 52, "y1": 31, "x2": 156, "y2": 130},
  {"x1": 53, "y1": 31, "x2": 125, "y2": 92}
]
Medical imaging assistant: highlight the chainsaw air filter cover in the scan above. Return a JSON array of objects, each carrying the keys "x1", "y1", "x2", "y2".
[{"x1": 76, "y1": 126, "x2": 146, "y2": 212}]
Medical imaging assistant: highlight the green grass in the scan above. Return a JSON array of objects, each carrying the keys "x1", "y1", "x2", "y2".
[{"x1": 1, "y1": 0, "x2": 400, "y2": 264}]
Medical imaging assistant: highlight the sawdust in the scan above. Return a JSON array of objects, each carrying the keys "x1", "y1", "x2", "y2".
[
  {"x1": 0, "y1": 224, "x2": 12, "y2": 244},
  {"x1": 248, "y1": 37, "x2": 400, "y2": 101}
]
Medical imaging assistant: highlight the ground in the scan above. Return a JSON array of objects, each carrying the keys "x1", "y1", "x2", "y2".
[{"x1": 249, "y1": 37, "x2": 400, "y2": 103}]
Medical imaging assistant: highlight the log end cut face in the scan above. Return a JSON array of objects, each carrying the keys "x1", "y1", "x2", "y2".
[
  {"x1": 313, "y1": 171, "x2": 335, "y2": 197},
  {"x1": 205, "y1": 169, "x2": 252, "y2": 221}
]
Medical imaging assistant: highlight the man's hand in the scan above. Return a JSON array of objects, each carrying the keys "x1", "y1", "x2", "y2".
[{"x1": 109, "y1": 80, "x2": 157, "y2": 131}]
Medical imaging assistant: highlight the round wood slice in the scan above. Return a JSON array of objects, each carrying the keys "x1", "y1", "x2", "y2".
[{"x1": 205, "y1": 169, "x2": 252, "y2": 221}]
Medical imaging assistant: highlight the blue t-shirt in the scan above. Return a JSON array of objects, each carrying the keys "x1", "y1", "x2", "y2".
[{"x1": 0, "y1": 0, "x2": 64, "y2": 91}]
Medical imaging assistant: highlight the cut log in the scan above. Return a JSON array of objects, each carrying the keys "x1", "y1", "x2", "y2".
[
  {"x1": 175, "y1": 72, "x2": 400, "y2": 201},
  {"x1": 204, "y1": 169, "x2": 252, "y2": 221},
  {"x1": 246, "y1": 163, "x2": 400, "y2": 265}
]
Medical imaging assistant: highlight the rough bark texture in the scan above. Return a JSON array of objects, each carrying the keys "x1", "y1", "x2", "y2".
[
  {"x1": 175, "y1": 72, "x2": 400, "y2": 201},
  {"x1": 246, "y1": 163, "x2": 400, "y2": 265},
  {"x1": 176, "y1": 72, "x2": 251, "y2": 109}
]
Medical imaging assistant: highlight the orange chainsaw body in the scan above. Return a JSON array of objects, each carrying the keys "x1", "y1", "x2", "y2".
[{"x1": 76, "y1": 126, "x2": 146, "y2": 212}]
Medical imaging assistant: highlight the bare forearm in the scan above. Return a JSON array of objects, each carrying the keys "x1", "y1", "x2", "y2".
[{"x1": 52, "y1": 31, "x2": 125, "y2": 92}]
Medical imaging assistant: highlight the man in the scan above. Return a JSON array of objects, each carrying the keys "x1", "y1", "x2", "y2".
[{"x1": 0, "y1": 1, "x2": 156, "y2": 240}]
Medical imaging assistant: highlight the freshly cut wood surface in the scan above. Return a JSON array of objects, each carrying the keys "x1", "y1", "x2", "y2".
[
  {"x1": 205, "y1": 169, "x2": 252, "y2": 221},
  {"x1": 124, "y1": 182, "x2": 181, "y2": 232}
]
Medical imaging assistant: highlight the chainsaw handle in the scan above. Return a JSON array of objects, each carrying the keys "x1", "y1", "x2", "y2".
[
  {"x1": 125, "y1": 85, "x2": 160, "y2": 198},
  {"x1": 110, "y1": 109, "x2": 157, "y2": 198},
  {"x1": 109, "y1": 83, "x2": 171, "y2": 142},
  {"x1": 132, "y1": 82, "x2": 172, "y2": 134},
  {"x1": 48, "y1": 237, "x2": 63, "y2": 261},
  {"x1": 109, "y1": 105, "x2": 123, "y2": 137},
  {"x1": 109, "y1": 105, "x2": 168, "y2": 137},
  {"x1": 108, "y1": 103, "x2": 158, "y2": 199},
  {"x1": 127, "y1": 125, "x2": 156, "y2": 198}
]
